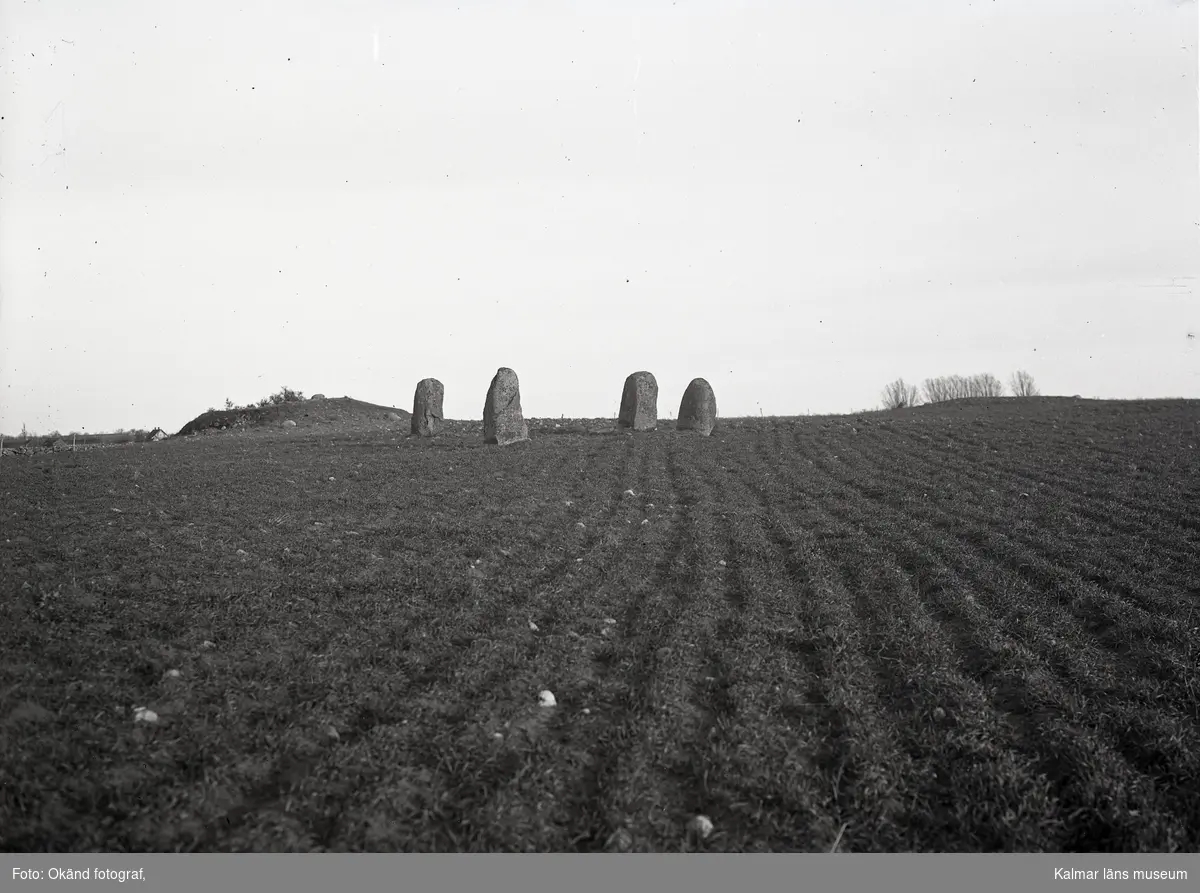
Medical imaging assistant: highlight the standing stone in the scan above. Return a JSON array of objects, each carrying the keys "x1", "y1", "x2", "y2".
[
  {"x1": 618, "y1": 371, "x2": 658, "y2": 431},
  {"x1": 677, "y1": 378, "x2": 717, "y2": 436},
  {"x1": 411, "y1": 378, "x2": 444, "y2": 437},
  {"x1": 483, "y1": 367, "x2": 530, "y2": 445}
]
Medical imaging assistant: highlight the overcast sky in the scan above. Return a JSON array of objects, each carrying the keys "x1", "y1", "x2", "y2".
[{"x1": 1, "y1": 0, "x2": 1196, "y2": 435}]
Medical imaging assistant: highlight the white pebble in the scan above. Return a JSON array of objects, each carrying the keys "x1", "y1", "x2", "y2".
[
  {"x1": 538, "y1": 690, "x2": 557, "y2": 708},
  {"x1": 688, "y1": 815, "x2": 714, "y2": 839}
]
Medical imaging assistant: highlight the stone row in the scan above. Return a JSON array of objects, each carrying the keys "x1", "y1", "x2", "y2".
[{"x1": 409, "y1": 369, "x2": 718, "y2": 443}]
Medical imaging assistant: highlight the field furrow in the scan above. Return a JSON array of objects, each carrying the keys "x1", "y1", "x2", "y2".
[
  {"x1": 780, "y1": 437, "x2": 1199, "y2": 848},
  {"x1": 3, "y1": 398, "x2": 1198, "y2": 852},
  {"x1": 838, "y1": 427, "x2": 1197, "y2": 629},
  {"x1": 884, "y1": 424, "x2": 1200, "y2": 558},
  {"x1": 744, "y1": 432, "x2": 1066, "y2": 850}
]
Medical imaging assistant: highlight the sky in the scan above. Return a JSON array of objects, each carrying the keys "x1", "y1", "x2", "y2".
[{"x1": 1, "y1": 0, "x2": 1197, "y2": 435}]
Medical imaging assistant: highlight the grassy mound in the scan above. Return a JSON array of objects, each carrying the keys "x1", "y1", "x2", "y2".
[{"x1": 177, "y1": 396, "x2": 412, "y2": 437}]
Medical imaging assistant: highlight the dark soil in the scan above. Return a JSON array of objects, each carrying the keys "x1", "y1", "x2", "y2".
[{"x1": 2, "y1": 397, "x2": 1197, "y2": 852}]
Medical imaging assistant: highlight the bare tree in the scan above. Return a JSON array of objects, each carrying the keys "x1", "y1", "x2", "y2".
[
  {"x1": 922, "y1": 372, "x2": 1003, "y2": 402},
  {"x1": 1009, "y1": 369, "x2": 1039, "y2": 397},
  {"x1": 968, "y1": 373, "x2": 1005, "y2": 397},
  {"x1": 881, "y1": 377, "x2": 921, "y2": 410},
  {"x1": 922, "y1": 376, "x2": 948, "y2": 404},
  {"x1": 922, "y1": 375, "x2": 970, "y2": 402}
]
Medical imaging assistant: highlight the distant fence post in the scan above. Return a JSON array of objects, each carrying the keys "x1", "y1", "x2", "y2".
[{"x1": 72, "y1": 434, "x2": 76, "y2": 452}]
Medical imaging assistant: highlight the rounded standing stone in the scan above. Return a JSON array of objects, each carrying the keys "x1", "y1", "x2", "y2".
[
  {"x1": 677, "y1": 378, "x2": 717, "y2": 436},
  {"x1": 411, "y1": 378, "x2": 444, "y2": 436},
  {"x1": 483, "y1": 367, "x2": 530, "y2": 445},
  {"x1": 618, "y1": 371, "x2": 658, "y2": 431}
]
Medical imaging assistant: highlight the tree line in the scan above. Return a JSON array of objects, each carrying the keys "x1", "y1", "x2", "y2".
[
  {"x1": 0, "y1": 426, "x2": 158, "y2": 444},
  {"x1": 881, "y1": 370, "x2": 1039, "y2": 410}
]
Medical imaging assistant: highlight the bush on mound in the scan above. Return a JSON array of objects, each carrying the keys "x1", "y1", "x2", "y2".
[{"x1": 177, "y1": 386, "x2": 307, "y2": 436}]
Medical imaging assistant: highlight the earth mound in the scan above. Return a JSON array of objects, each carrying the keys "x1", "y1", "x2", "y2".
[{"x1": 177, "y1": 396, "x2": 413, "y2": 437}]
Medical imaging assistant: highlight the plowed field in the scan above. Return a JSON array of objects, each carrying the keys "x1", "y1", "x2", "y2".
[{"x1": 3, "y1": 398, "x2": 1198, "y2": 852}]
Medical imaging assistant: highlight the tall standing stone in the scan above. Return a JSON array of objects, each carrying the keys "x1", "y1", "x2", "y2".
[
  {"x1": 411, "y1": 378, "x2": 444, "y2": 437},
  {"x1": 483, "y1": 367, "x2": 530, "y2": 445},
  {"x1": 618, "y1": 371, "x2": 658, "y2": 431},
  {"x1": 677, "y1": 378, "x2": 717, "y2": 436}
]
